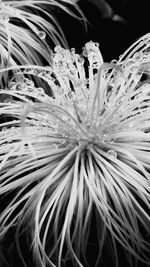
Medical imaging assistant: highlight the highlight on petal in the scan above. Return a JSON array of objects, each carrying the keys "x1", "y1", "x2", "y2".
[{"x1": 0, "y1": 33, "x2": 150, "y2": 266}]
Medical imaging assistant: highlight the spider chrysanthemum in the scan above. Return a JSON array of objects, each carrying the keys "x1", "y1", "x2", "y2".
[{"x1": 0, "y1": 33, "x2": 150, "y2": 267}]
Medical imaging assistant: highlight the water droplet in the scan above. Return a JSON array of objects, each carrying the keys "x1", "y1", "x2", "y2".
[
  {"x1": 27, "y1": 87, "x2": 34, "y2": 93},
  {"x1": 71, "y1": 48, "x2": 75, "y2": 55},
  {"x1": 37, "y1": 87, "x2": 44, "y2": 94},
  {"x1": 78, "y1": 56, "x2": 84, "y2": 64},
  {"x1": 111, "y1": 59, "x2": 117, "y2": 64},
  {"x1": 37, "y1": 31, "x2": 46, "y2": 40},
  {"x1": 37, "y1": 92, "x2": 45, "y2": 99},
  {"x1": 0, "y1": 15, "x2": 9, "y2": 23},
  {"x1": 107, "y1": 150, "x2": 117, "y2": 159},
  {"x1": 103, "y1": 134, "x2": 110, "y2": 144},
  {"x1": 95, "y1": 42, "x2": 99, "y2": 47},
  {"x1": 15, "y1": 74, "x2": 24, "y2": 83},
  {"x1": 2, "y1": 127, "x2": 8, "y2": 132}
]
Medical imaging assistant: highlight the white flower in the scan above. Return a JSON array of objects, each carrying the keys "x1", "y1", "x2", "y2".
[{"x1": 0, "y1": 33, "x2": 150, "y2": 267}]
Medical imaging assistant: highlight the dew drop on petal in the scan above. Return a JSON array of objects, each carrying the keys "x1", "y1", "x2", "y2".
[
  {"x1": 0, "y1": 15, "x2": 9, "y2": 23},
  {"x1": 78, "y1": 56, "x2": 84, "y2": 64},
  {"x1": 103, "y1": 134, "x2": 110, "y2": 144},
  {"x1": 37, "y1": 87, "x2": 44, "y2": 93},
  {"x1": 37, "y1": 31, "x2": 46, "y2": 40},
  {"x1": 107, "y1": 149, "x2": 117, "y2": 159},
  {"x1": 71, "y1": 48, "x2": 75, "y2": 55},
  {"x1": 111, "y1": 59, "x2": 117, "y2": 64},
  {"x1": 2, "y1": 127, "x2": 8, "y2": 132},
  {"x1": 15, "y1": 74, "x2": 24, "y2": 83}
]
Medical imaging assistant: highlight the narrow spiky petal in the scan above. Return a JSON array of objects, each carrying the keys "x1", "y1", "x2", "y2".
[
  {"x1": 0, "y1": 0, "x2": 83, "y2": 68},
  {"x1": 0, "y1": 33, "x2": 150, "y2": 267}
]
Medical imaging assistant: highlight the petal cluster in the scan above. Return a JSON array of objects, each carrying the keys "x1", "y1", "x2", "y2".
[
  {"x1": 0, "y1": 34, "x2": 150, "y2": 266},
  {"x1": 0, "y1": 0, "x2": 81, "y2": 69}
]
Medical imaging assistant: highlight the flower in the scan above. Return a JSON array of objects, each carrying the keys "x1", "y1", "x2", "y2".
[{"x1": 0, "y1": 33, "x2": 150, "y2": 267}]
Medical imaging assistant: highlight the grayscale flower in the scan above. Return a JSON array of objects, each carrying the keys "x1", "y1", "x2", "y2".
[{"x1": 0, "y1": 33, "x2": 150, "y2": 267}]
